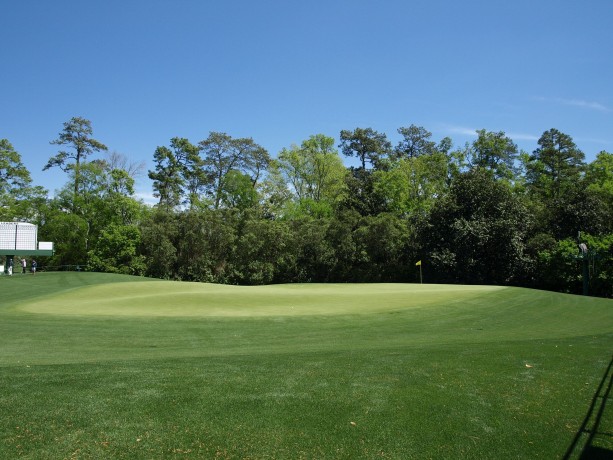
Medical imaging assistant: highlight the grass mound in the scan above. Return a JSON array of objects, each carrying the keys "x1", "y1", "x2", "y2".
[
  {"x1": 1, "y1": 272, "x2": 611, "y2": 458},
  {"x1": 21, "y1": 280, "x2": 503, "y2": 317}
]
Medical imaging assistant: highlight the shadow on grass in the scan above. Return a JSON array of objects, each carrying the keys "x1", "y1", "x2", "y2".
[{"x1": 563, "y1": 355, "x2": 613, "y2": 460}]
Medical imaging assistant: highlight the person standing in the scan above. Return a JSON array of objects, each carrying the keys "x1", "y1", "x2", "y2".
[
  {"x1": 8, "y1": 258, "x2": 13, "y2": 276},
  {"x1": 21, "y1": 258, "x2": 27, "y2": 274},
  {"x1": 31, "y1": 259, "x2": 37, "y2": 275}
]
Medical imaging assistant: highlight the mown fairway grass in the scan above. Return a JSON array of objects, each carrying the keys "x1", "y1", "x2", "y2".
[{"x1": 0, "y1": 272, "x2": 611, "y2": 459}]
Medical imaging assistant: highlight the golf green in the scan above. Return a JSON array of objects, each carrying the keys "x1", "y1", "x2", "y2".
[
  {"x1": 0, "y1": 272, "x2": 611, "y2": 458},
  {"x1": 20, "y1": 281, "x2": 505, "y2": 317}
]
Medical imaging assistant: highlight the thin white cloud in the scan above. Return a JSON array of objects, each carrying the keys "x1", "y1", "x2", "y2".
[
  {"x1": 441, "y1": 124, "x2": 478, "y2": 136},
  {"x1": 575, "y1": 136, "x2": 613, "y2": 146},
  {"x1": 558, "y1": 98, "x2": 610, "y2": 112},
  {"x1": 440, "y1": 124, "x2": 538, "y2": 142},
  {"x1": 535, "y1": 96, "x2": 611, "y2": 112},
  {"x1": 134, "y1": 191, "x2": 157, "y2": 206},
  {"x1": 506, "y1": 132, "x2": 539, "y2": 141}
]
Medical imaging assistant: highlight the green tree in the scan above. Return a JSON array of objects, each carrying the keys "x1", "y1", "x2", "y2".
[
  {"x1": 240, "y1": 139, "x2": 270, "y2": 186},
  {"x1": 0, "y1": 139, "x2": 48, "y2": 221},
  {"x1": 339, "y1": 127, "x2": 391, "y2": 170},
  {"x1": 586, "y1": 151, "x2": 613, "y2": 193},
  {"x1": 525, "y1": 237, "x2": 593, "y2": 295},
  {"x1": 87, "y1": 223, "x2": 146, "y2": 275},
  {"x1": 148, "y1": 138, "x2": 195, "y2": 211},
  {"x1": 324, "y1": 209, "x2": 361, "y2": 281},
  {"x1": 420, "y1": 169, "x2": 529, "y2": 284},
  {"x1": 394, "y1": 125, "x2": 436, "y2": 159},
  {"x1": 232, "y1": 216, "x2": 294, "y2": 285},
  {"x1": 275, "y1": 145, "x2": 310, "y2": 201},
  {"x1": 140, "y1": 208, "x2": 241, "y2": 282},
  {"x1": 353, "y1": 213, "x2": 412, "y2": 282},
  {"x1": 43, "y1": 159, "x2": 146, "y2": 269},
  {"x1": 175, "y1": 138, "x2": 205, "y2": 208},
  {"x1": 581, "y1": 233, "x2": 613, "y2": 298},
  {"x1": 340, "y1": 168, "x2": 388, "y2": 216},
  {"x1": 45, "y1": 116, "x2": 108, "y2": 197},
  {"x1": 173, "y1": 209, "x2": 238, "y2": 282},
  {"x1": 258, "y1": 161, "x2": 292, "y2": 219},
  {"x1": 37, "y1": 207, "x2": 89, "y2": 268},
  {"x1": 585, "y1": 151, "x2": 613, "y2": 230},
  {"x1": 289, "y1": 216, "x2": 336, "y2": 282},
  {"x1": 525, "y1": 130, "x2": 594, "y2": 240},
  {"x1": 526, "y1": 128, "x2": 585, "y2": 200},
  {"x1": 149, "y1": 145, "x2": 182, "y2": 210},
  {"x1": 445, "y1": 144, "x2": 469, "y2": 187},
  {"x1": 526, "y1": 233, "x2": 613, "y2": 297},
  {"x1": 542, "y1": 182, "x2": 613, "y2": 239},
  {"x1": 53, "y1": 162, "x2": 109, "y2": 255},
  {"x1": 84, "y1": 165, "x2": 147, "y2": 274},
  {"x1": 198, "y1": 132, "x2": 270, "y2": 209},
  {"x1": 1, "y1": 139, "x2": 31, "y2": 196},
  {"x1": 276, "y1": 135, "x2": 347, "y2": 217},
  {"x1": 139, "y1": 208, "x2": 178, "y2": 279},
  {"x1": 336, "y1": 127, "x2": 394, "y2": 216},
  {"x1": 373, "y1": 153, "x2": 449, "y2": 216},
  {"x1": 469, "y1": 129, "x2": 518, "y2": 180},
  {"x1": 218, "y1": 170, "x2": 259, "y2": 211},
  {"x1": 95, "y1": 162, "x2": 146, "y2": 226}
]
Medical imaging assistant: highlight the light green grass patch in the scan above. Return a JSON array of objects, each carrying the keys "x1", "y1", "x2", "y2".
[
  {"x1": 1, "y1": 273, "x2": 611, "y2": 458},
  {"x1": 19, "y1": 281, "x2": 504, "y2": 317}
]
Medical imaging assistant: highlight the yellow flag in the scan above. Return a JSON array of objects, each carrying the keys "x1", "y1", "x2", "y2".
[{"x1": 415, "y1": 260, "x2": 422, "y2": 266}]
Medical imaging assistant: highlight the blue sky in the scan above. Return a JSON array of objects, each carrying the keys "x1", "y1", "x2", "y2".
[{"x1": 2, "y1": 0, "x2": 612, "y2": 203}]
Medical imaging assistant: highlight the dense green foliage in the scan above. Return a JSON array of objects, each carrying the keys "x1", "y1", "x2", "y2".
[
  {"x1": 0, "y1": 273, "x2": 611, "y2": 458},
  {"x1": 3, "y1": 118, "x2": 612, "y2": 296}
]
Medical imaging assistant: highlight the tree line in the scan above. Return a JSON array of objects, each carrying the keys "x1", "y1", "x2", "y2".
[{"x1": 2, "y1": 117, "x2": 612, "y2": 297}]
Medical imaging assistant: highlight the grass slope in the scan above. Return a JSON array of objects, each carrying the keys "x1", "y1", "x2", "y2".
[{"x1": 0, "y1": 272, "x2": 611, "y2": 459}]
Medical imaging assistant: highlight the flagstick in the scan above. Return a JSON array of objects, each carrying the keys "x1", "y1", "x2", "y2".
[{"x1": 419, "y1": 263, "x2": 422, "y2": 284}]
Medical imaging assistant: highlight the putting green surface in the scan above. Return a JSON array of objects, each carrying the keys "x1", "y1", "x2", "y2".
[
  {"x1": 1, "y1": 272, "x2": 611, "y2": 458},
  {"x1": 20, "y1": 281, "x2": 505, "y2": 317}
]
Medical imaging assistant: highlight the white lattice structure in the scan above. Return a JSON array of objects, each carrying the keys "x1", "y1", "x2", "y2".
[
  {"x1": 1, "y1": 223, "x2": 54, "y2": 274},
  {"x1": 0, "y1": 222, "x2": 38, "y2": 251}
]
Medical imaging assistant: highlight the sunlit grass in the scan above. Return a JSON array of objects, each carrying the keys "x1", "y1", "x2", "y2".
[
  {"x1": 21, "y1": 280, "x2": 503, "y2": 317},
  {"x1": 0, "y1": 272, "x2": 611, "y2": 458}
]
